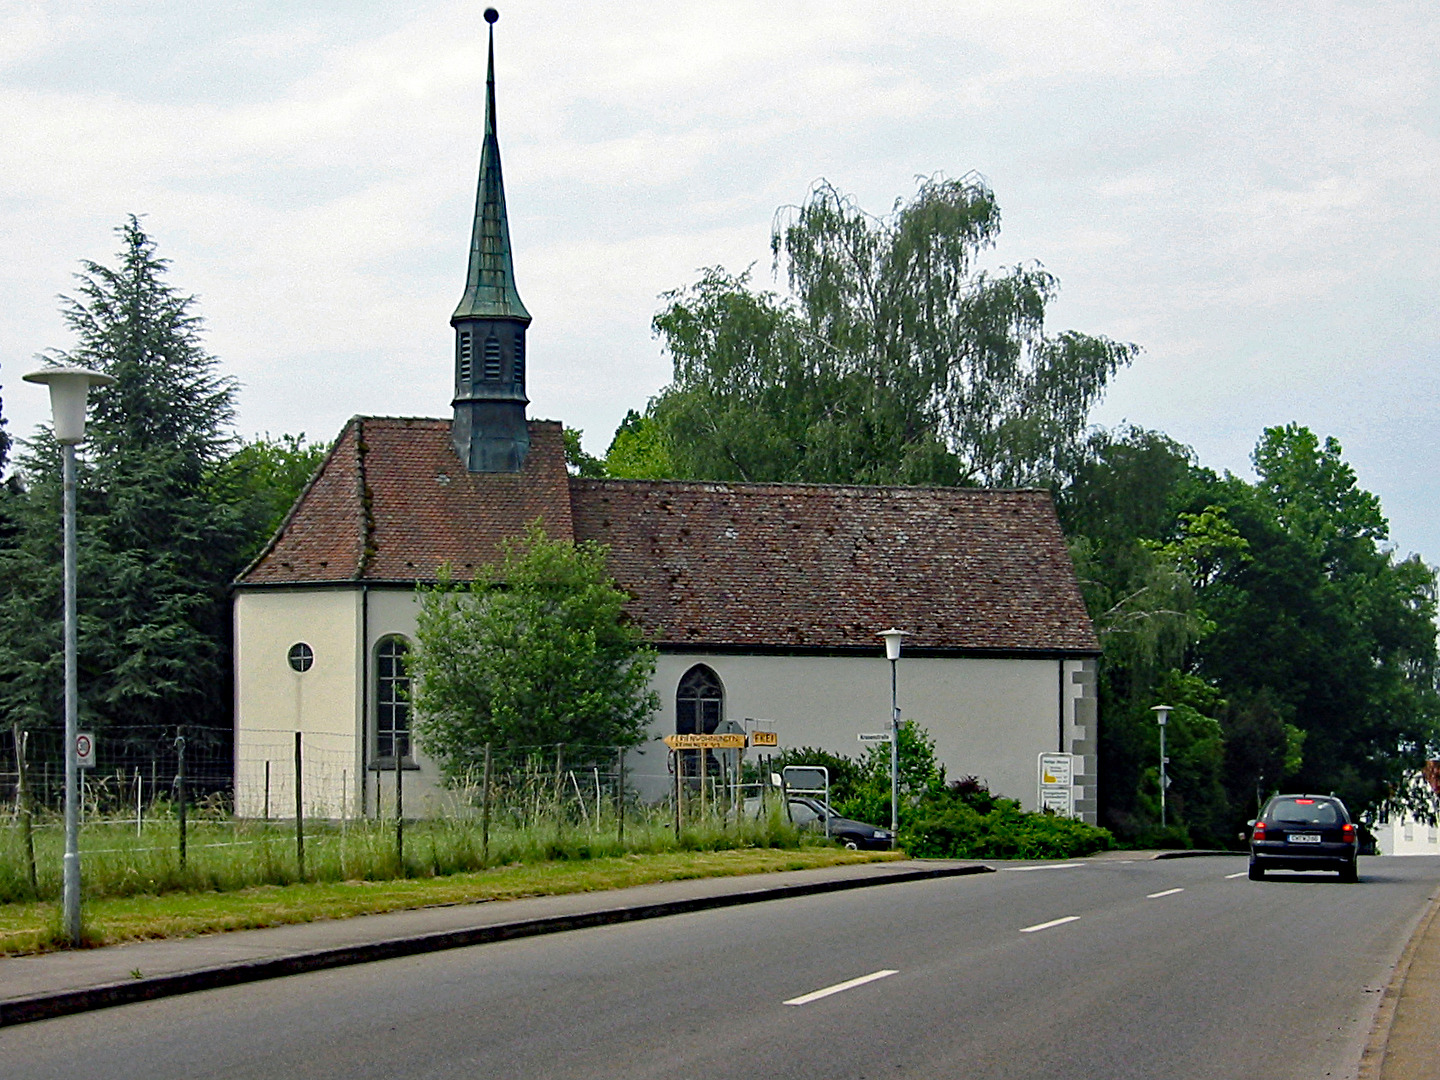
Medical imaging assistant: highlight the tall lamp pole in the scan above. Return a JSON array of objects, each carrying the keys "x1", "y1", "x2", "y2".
[
  {"x1": 879, "y1": 629, "x2": 908, "y2": 850},
  {"x1": 23, "y1": 364, "x2": 114, "y2": 946},
  {"x1": 1152, "y1": 705, "x2": 1172, "y2": 830}
]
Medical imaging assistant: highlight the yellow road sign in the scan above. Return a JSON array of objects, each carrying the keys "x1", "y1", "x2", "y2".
[
  {"x1": 750, "y1": 730, "x2": 779, "y2": 747},
  {"x1": 663, "y1": 733, "x2": 747, "y2": 750}
]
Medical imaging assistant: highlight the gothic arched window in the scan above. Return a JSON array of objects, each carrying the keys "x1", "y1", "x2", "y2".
[
  {"x1": 376, "y1": 636, "x2": 411, "y2": 760},
  {"x1": 676, "y1": 665, "x2": 724, "y2": 736}
]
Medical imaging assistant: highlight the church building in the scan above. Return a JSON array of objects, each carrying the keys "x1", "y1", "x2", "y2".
[{"x1": 232, "y1": 14, "x2": 1101, "y2": 823}]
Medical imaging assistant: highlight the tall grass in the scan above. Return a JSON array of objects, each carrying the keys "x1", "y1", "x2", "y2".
[{"x1": 0, "y1": 802, "x2": 808, "y2": 905}]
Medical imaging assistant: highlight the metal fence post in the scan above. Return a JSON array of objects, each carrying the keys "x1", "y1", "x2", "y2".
[
  {"x1": 175, "y1": 727, "x2": 187, "y2": 871},
  {"x1": 294, "y1": 731, "x2": 305, "y2": 880},
  {"x1": 395, "y1": 741, "x2": 404, "y2": 870},
  {"x1": 482, "y1": 743, "x2": 492, "y2": 866},
  {"x1": 617, "y1": 747, "x2": 626, "y2": 845}
]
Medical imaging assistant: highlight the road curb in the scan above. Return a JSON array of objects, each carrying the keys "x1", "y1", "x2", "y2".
[
  {"x1": 1151, "y1": 849, "x2": 1237, "y2": 859},
  {"x1": 0, "y1": 863, "x2": 991, "y2": 1028},
  {"x1": 1357, "y1": 884, "x2": 1440, "y2": 1080}
]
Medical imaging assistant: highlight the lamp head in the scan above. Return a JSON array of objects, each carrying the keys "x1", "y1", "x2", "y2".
[
  {"x1": 1152, "y1": 704, "x2": 1173, "y2": 727},
  {"x1": 23, "y1": 365, "x2": 115, "y2": 445},
  {"x1": 878, "y1": 628, "x2": 908, "y2": 661}
]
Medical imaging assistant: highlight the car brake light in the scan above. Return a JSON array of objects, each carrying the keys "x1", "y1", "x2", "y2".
[
  {"x1": 1295, "y1": 799, "x2": 1315, "y2": 805},
  {"x1": 1342, "y1": 823, "x2": 1356, "y2": 844},
  {"x1": 1253, "y1": 822, "x2": 1265, "y2": 839}
]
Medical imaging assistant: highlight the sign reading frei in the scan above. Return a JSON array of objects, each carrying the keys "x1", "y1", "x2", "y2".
[
  {"x1": 750, "y1": 730, "x2": 779, "y2": 748},
  {"x1": 662, "y1": 733, "x2": 747, "y2": 750}
]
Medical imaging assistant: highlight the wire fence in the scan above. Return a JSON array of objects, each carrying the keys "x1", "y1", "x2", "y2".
[{"x1": 2, "y1": 725, "x2": 801, "y2": 906}]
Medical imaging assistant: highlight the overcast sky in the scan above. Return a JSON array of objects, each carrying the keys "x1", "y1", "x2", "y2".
[{"x1": 2, "y1": 1, "x2": 1436, "y2": 563}]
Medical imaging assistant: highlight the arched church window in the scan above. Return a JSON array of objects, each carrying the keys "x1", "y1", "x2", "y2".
[
  {"x1": 676, "y1": 665, "x2": 724, "y2": 736},
  {"x1": 458, "y1": 331, "x2": 472, "y2": 383},
  {"x1": 376, "y1": 636, "x2": 411, "y2": 760},
  {"x1": 513, "y1": 332, "x2": 524, "y2": 383},
  {"x1": 483, "y1": 335, "x2": 502, "y2": 381}
]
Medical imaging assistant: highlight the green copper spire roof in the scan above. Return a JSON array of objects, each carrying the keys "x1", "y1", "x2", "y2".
[{"x1": 452, "y1": 10, "x2": 530, "y2": 324}]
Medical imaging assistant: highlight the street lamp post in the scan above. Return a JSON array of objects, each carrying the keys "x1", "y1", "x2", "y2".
[
  {"x1": 878, "y1": 629, "x2": 908, "y2": 850},
  {"x1": 1152, "y1": 704, "x2": 1172, "y2": 830},
  {"x1": 23, "y1": 364, "x2": 114, "y2": 946}
]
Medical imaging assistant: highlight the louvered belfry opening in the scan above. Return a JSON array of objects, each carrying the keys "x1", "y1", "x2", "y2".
[{"x1": 449, "y1": 8, "x2": 531, "y2": 473}]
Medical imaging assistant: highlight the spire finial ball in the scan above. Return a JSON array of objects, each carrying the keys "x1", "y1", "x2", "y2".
[{"x1": 484, "y1": 7, "x2": 498, "y2": 23}]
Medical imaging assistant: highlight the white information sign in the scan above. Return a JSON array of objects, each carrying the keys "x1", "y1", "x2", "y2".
[
  {"x1": 1037, "y1": 753, "x2": 1075, "y2": 817},
  {"x1": 1040, "y1": 786, "x2": 1074, "y2": 815},
  {"x1": 75, "y1": 731, "x2": 96, "y2": 769},
  {"x1": 858, "y1": 732, "x2": 892, "y2": 744},
  {"x1": 1038, "y1": 753, "x2": 1073, "y2": 787}
]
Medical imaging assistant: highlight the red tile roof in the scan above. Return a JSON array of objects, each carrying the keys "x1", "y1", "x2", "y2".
[
  {"x1": 237, "y1": 417, "x2": 573, "y2": 585},
  {"x1": 239, "y1": 418, "x2": 1096, "y2": 655},
  {"x1": 570, "y1": 480, "x2": 1097, "y2": 655}
]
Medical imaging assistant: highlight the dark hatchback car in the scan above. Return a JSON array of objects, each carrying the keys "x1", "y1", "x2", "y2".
[
  {"x1": 1249, "y1": 794, "x2": 1359, "y2": 882},
  {"x1": 785, "y1": 797, "x2": 895, "y2": 850}
]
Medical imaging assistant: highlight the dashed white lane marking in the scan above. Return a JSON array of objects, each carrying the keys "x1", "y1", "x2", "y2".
[
  {"x1": 1020, "y1": 915, "x2": 1080, "y2": 933},
  {"x1": 784, "y1": 969, "x2": 899, "y2": 1006},
  {"x1": 1224, "y1": 872, "x2": 1248, "y2": 879},
  {"x1": 1009, "y1": 863, "x2": 1085, "y2": 872},
  {"x1": 1147, "y1": 888, "x2": 1185, "y2": 899}
]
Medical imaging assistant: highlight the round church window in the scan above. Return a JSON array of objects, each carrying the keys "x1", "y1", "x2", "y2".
[{"x1": 287, "y1": 643, "x2": 314, "y2": 672}]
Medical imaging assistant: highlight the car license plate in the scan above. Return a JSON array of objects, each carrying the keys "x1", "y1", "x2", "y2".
[{"x1": 1289, "y1": 833, "x2": 1321, "y2": 843}]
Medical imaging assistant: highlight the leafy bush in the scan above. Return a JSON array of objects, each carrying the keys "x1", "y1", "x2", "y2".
[{"x1": 902, "y1": 796, "x2": 1113, "y2": 860}]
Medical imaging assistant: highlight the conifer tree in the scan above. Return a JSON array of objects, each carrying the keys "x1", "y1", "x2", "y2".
[{"x1": 0, "y1": 218, "x2": 247, "y2": 748}]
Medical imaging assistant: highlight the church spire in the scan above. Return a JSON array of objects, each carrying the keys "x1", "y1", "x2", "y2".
[
  {"x1": 450, "y1": 7, "x2": 530, "y2": 473},
  {"x1": 452, "y1": 7, "x2": 530, "y2": 324}
]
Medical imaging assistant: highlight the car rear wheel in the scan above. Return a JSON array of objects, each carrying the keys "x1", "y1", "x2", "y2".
[
  {"x1": 1248, "y1": 860, "x2": 1265, "y2": 881},
  {"x1": 1339, "y1": 862, "x2": 1358, "y2": 883}
]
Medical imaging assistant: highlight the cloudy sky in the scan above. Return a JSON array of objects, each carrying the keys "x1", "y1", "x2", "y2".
[{"x1": 2, "y1": 1, "x2": 1437, "y2": 562}]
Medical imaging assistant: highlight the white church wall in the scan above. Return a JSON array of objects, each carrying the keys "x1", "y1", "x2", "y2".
[
  {"x1": 234, "y1": 589, "x2": 363, "y2": 819},
  {"x1": 362, "y1": 590, "x2": 458, "y2": 819},
  {"x1": 641, "y1": 652, "x2": 1089, "y2": 819}
]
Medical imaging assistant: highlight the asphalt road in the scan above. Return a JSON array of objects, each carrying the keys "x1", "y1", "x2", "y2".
[{"x1": 3, "y1": 855, "x2": 1437, "y2": 1080}]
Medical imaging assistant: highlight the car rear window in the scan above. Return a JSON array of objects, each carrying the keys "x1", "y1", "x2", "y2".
[{"x1": 1265, "y1": 798, "x2": 1341, "y2": 826}]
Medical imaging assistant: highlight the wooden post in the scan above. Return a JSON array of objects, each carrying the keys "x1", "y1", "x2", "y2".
[
  {"x1": 294, "y1": 731, "x2": 305, "y2": 880},
  {"x1": 134, "y1": 766, "x2": 142, "y2": 837},
  {"x1": 674, "y1": 749, "x2": 683, "y2": 835},
  {"x1": 176, "y1": 727, "x2": 187, "y2": 871},
  {"x1": 699, "y1": 749, "x2": 708, "y2": 825},
  {"x1": 13, "y1": 725, "x2": 37, "y2": 894},
  {"x1": 481, "y1": 743, "x2": 492, "y2": 866}
]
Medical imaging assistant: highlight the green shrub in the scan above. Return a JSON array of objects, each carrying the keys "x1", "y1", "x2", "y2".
[{"x1": 902, "y1": 797, "x2": 1113, "y2": 860}]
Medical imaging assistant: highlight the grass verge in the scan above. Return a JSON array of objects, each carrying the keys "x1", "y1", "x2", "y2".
[{"x1": 0, "y1": 846, "x2": 901, "y2": 956}]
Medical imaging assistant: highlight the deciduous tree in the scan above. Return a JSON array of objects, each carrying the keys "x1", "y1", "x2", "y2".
[
  {"x1": 645, "y1": 176, "x2": 1137, "y2": 487},
  {"x1": 411, "y1": 524, "x2": 659, "y2": 780}
]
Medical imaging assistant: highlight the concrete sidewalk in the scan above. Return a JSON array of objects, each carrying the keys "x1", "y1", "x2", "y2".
[
  {"x1": 0, "y1": 859, "x2": 987, "y2": 1026},
  {"x1": 1366, "y1": 881, "x2": 1440, "y2": 1080}
]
